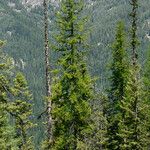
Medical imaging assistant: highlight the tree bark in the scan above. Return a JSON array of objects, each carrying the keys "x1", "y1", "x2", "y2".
[{"x1": 43, "y1": 0, "x2": 52, "y2": 144}]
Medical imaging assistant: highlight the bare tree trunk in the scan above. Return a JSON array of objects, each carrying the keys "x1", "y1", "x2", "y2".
[{"x1": 43, "y1": 0, "x2": 52, "y2": 144}]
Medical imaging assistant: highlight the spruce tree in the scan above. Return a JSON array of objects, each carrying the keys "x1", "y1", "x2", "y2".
[
  {"x1": 51, "y1": 0, "x2": 93, "y2": 149},
  {"x1": 116, "y1": 0, "x2": 149, "y2": 149},
  {"x1": 106, "y1": 22, "x2": 129, "y2": 149},
  {"x1": 0, "y1": 40, "x2": 18, "y2": 149},
  {"x1": 118, "y1": 68, "x2": 149, "y2": 149},
  {"x1": 9, "y1": 72, "x2": 34, "y2": 150},
  {"x1": 144, "y1": 48, "x2": 150, "y2": 105},
  {"x1": 0, "y1": 99, "x2": 18, "y2": 150},
  {"x1": 143, "y1": 48, "x2": 150, "y2": 144},
  {"x1": 88, "y1": 93, "x2": 108, "y2": 150}
]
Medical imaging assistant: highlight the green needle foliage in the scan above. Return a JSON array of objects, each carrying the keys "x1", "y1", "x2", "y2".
[
  {"x1": 88, "y1": 93, "x2": 108, "y2": 150},
  {"x1": 9, "y1": 72, "x2": 34, "y2": 150},
  {"x1": 51, "y1": 0, "x2": 94, "y2": 149},
  {"x1": 143, "y1": 47, "x2": 150, "y2": 144},
  {"x1": 0, "y1": 40, "x2": 34, "y2": 149},
  {"x1": 118, "y1": 66, "x2": 149, "y2": 149},
  {"x1": 116, "y1": 0, "x2": 150, "y2": 149},
  {"x1": 107, "y1": 22, "x2": 129, "y2": 149},
  {"x1": 0, "y1": 103, "x2": 18, "y2": 150},
  {"x1": 0, "y1": 40, "x2": 18, "y2": 149},
  {"x1": 144, "y1": 48, "x2": 150, "y2": 105}
]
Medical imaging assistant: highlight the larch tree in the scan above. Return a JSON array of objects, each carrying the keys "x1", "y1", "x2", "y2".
[
  {"x1": 51, "y1": 0, "x2": 94, "y2": 149},
  {"x1": 106, "y1": 22, "x2": 129, "y2": 150}
]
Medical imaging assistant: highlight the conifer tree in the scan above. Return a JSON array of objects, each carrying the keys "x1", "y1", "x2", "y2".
[
  {"x1": 118, "y1": 68, "x2": 149, "y2": 149},
  {"x1": 88, "y1": 93, "x2": 108, "y2": 150},
  {"x1": 144, "y1": 48, "x2": 150, "y2": 105},
  {"x1": 143, "y1": 48, "x2": 150, "y2": 142},
  {"x1": 106, "y1": 22, "x2": 129, "y2": 149},
  {"x1": 0, "y1": 99, "x2": 18, "y2": 150},
  {"x1": 116, "y1": 0, "x2": 150, "y2": 149},
  {"x1": 51, "y1": 0, "x2": 93, "y2": 149},
  {"x1": 0, "y1": 40, "x2": 18, "y2": 149},
  {"x1": 9, "y1": 72, "x2": 34, "y2": 150}
]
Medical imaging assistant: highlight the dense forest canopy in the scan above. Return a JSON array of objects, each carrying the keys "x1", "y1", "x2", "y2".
[{"x1": 0, "y1": 0, "x2": 150, "y2": 149}]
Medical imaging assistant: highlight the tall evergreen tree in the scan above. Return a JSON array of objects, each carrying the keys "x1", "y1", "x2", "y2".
[
  {"x1": 0, "y1": 40, "x2": 18, "y2": 149},
  {"x1": 51, "y1": 0, "x2": 93, "y2": 149},
  {"x1": 118, "y1": 68, "x2": 149, "y2": 149},
  {"x1": 143, "y1": 47, "x2": 150, "y2": 143},
  {"x1": 143, "y1": 48, "x2": 150, "y2": 105},
  {"x1": 88, "y1": 93, "x2": 108, "y2": 150},
  {"x1": 106, "y1": 22, "x2": 129, "y2": 149},
  {"x1": 130, "y1": 0, "x2": 139, "y2": 66},
  {"x1": 9, "y1": 72, "x2": 34, "y2": 150},
  {"x1": 116, "y1": 0, "x2": 150, "y2": 149}
]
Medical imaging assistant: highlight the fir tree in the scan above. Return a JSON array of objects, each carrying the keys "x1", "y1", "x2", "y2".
[
  {"x1": 130, "y1": 0, "x2": 139, "y2": 66},
  {"x1": 51, "y1": 0, "x2": 93, "y2": 149},
  {"x1": 143, "y1": 48, "x2": 150, "y2": 144},
  {"x1": 106, "y1": 22, "x2": 129, "y2": 149},
  {"x1": 0, "y1": 40, "x2": 18, "y2": 149},
  {"x1": 144, "y1": 48, "x2": 150, "y2": 105},
  {"x1": 118, "y1": 67, "x2": 149, "y2": 149},
  {"x1": 9, "y1": 73, "x2": 34, "y2": 150},
  {"x1": 116, "y1": 0, "x2": 150, "y2": 149},
  {"x1": 88, "y1": 93, "x2": 108, "y2": 150},
  {"x1": 0, "y1": 100, "x2": 18, "y2": 150}
]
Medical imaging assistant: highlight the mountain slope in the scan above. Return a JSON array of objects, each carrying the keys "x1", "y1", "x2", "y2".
[
  {"x1": 88, "y1": 0, "x2": 150, "y2": 89},
  {"x1": 0, "y1": 0, "x2": 150, "y2": 148}
]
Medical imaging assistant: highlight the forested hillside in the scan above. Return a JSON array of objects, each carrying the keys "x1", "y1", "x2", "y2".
[
  {"x1": 0, "y1": 0, "x2": 150, "y2": 149},
  {"x1": 1, "y1": 0, "x2": 150, "y2": 92}
]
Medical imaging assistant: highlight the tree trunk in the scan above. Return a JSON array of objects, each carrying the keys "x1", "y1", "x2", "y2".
[{"x1": 43, "y1": 0, "x2": 52, "y2": 144}]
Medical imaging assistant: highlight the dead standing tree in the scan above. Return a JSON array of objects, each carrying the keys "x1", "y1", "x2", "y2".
[{"x1": 43, "y1": 0, "x2": 52, "y2": 145}]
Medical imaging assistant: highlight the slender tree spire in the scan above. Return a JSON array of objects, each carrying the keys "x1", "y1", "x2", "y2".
[
  {"x1": 130, "y1": 0, "x2": 138, "y2": 66},
  {"x1": 106, "y1": 21, "x2": 129, "y2": 149},
  {"x1": 116, "y1": 1, "x2": 149, "y2": 149},
  {"x1": 130, "y1": 0, "x2": 139, "y2": 142},
  {"x1": 43, "y1": 0, "x2": 52, "y2": 144}
]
